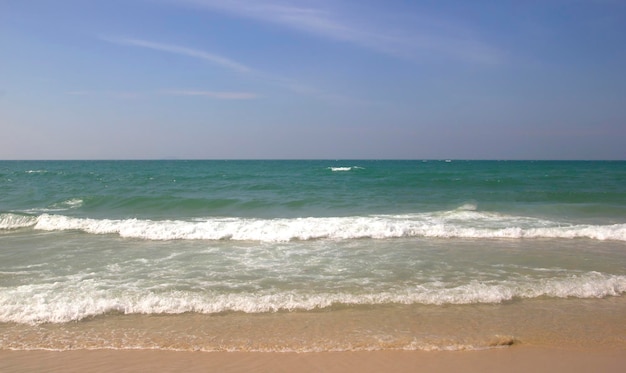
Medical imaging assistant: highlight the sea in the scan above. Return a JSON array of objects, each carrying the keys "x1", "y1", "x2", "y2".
[{"x1": 1, "y1": 160, "x2": 625, "y2": 352}]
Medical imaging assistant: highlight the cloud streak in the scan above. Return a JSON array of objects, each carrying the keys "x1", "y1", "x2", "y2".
[
  {"x1": 174, "y1": 0, "x2": 503, "y2": 64},
  {"x1": 161, "y1": 90, "x2": 258, "y2": 99},
  {"x1": 67, "y1": 90, "x2": 258, "y2": 100},
  {"x1": 66, "y1": 90, "x2": 142, "y2": 99},
  {"x1": 101, "y1": 36, "x2": 252, "y2": 73},
  {"x1": 98, "y1": 35, "x2": 350, "y2": 103}
]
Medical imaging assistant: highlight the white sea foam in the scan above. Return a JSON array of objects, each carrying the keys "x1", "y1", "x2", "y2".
[
  {"x1": 10, "y1": 212, "x2": 624, "y2": 242},
  {"x1": 18, "y1": 199, "x2": 85, "y2": 214},
  {"x1": 456, "y1": 203, "x2": 477, "y2": 211},
  {"x1": 1, "y1": 272, "x2": 624, "y2": 324},
  {"x1": 329, "y1": 167, "x2": 352, "y2": 171},
  {"x1": 0, "y1": 213, "x2": 37, "y2": 229},
  {"x1": 55, "y1": 198, "x2": 83, "y2": 209}
]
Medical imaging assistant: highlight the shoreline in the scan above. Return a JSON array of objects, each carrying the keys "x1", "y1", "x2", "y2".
[
  {"x1": 3, "y1": 296, "x2": 626, "y2": 352},
  {"x1": 2, "y1": 346, "x2": 625, "y2": 372}
]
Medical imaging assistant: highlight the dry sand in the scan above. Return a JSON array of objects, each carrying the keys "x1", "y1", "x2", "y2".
[{"x1": 2, "y1": 346, "x2": 625, "y2": 373}]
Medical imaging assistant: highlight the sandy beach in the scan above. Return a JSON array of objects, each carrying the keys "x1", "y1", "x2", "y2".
[{"x1": 2, "y1": 346, "x2": 626, "y2": 373}]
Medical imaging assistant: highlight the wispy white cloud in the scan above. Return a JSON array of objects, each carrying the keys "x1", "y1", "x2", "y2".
[
  {"x1": 161, "y1": 90, "x2": 258, "y2": 99},
  {"x1": 172, "y1": 0, "x2": 503, "y2": 64},
  {"x1": 100, "y1": 36, "x2": 252, "y2": 73},
  {"x1": 66, "y1": 90, "x2": 142, "y2": 99},
  {"x1": 66, "y1": 89, "x2": 257, "y2": 100},
  {"x1": 66, "y1": 91, "x2": 92, "y2": 96}
]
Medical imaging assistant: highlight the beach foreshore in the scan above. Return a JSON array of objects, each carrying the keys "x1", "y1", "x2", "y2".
[{"x1": 2, "y1": 346, "x2": 625, "y2": 373}]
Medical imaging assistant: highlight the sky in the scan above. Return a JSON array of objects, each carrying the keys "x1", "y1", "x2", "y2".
[{"x1": 1, "y1": 0, "x2": 625, "y2": 160}]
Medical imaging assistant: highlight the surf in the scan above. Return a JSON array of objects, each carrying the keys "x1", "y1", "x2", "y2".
[
  {"x1": 2, "y1": 271, "x2": 625, "y2": 324},
  {"x1": 3, "y1": 210, "x2": 626, "y2": 242}
]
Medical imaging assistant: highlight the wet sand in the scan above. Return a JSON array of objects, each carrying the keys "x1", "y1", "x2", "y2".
[
  {"x1": 2, "y1": 346, "x2": 625, "y2": 373},
  {"x1": 3, "y1": 292, "x2": 625, "y2": 372}
]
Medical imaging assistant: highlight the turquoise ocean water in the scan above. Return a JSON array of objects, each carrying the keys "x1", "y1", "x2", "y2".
[{"x1": 1, "y1": 160, "x2": 626, "y2": 351}]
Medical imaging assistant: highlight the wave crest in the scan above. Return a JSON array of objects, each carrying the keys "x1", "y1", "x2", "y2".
[
  {"x1": 1, "y1": 212, "x2": 618, "y2": 242},
  {"x1": 0, "y1": 213, "x2": 37, "y2": 229},
  {"x1": 3, "y1": 208, "x2": 626, "y2": 242}
]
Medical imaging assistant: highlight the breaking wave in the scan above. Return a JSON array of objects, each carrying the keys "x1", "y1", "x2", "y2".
[
  {"x1": 1, "y1": 271, "x2": 625, "y2": 324},
  {"x1": 1, "y1": 210, "x2": 625, "y2": 242}
]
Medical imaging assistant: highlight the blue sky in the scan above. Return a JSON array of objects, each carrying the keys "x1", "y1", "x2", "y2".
[{"x1": 1, "y1": 0, "x2": 625, "y2": 159}]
